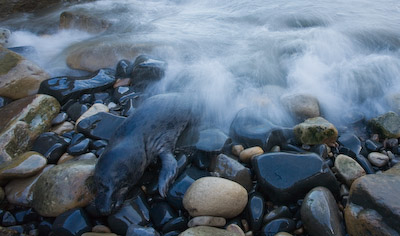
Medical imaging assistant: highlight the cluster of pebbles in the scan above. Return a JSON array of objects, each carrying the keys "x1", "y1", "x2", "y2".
[{"x1": 1, "y1": 31, "x2": 400, "y2": 236}]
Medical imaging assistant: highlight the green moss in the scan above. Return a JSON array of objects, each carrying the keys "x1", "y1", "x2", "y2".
[{"x1": 0, "y1": 48, "x2": 22, "y2": 76}]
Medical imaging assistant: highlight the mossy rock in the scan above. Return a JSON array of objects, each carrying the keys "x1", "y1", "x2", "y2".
[
  {"x1": 294, "y1": 117, "x2": 338, "y2": 145},
  {"x1": 368, "y1": 111, "x2": 400, "y2": 138}
]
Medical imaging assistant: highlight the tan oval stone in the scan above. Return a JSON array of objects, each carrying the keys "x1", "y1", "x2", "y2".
[
  {"x1": 32, "y1": 159, "x2": 96, "y2": 217},
  {"x1": 5, "y1": 165, "x2": 54, "y2": 206},
  {"x1": 239, "y1": 146, "x2": 264, "y2": 163},
  {"x1": 180, "y1": 226, "x2": 241, "y2": 236},
  {"x1": 52, "y1": 121, "x2": 74, "y2": 135},
  {"x1": 183, "y1": 177, "x2": 248, "y2": 218},
  {"x1": 226, "y1": 224, "x2": 245, "y2": 236},
  {"x1": 0, "y1": 151, "x2": 47, "y2": 182},
  {"x1": 82, "y1": 233, "x2": 117, "y2": 236},
  {"x1": 76, "y1": 103, "x2": 109, "y2": 126},
  {"x1": 92, "y1": 225, "x2": 112, "y2": 233},
  {"x1": 274, "y1": 232, "x2": 293, "y2": 236},
  {"x1": 232, "y1": 145, "x2": 244, "y2": 157},
  {"x1": 188, "y1": 216, "x2": 226, "y2": 228},
  {"x1": 335, "y1": 154, "x2": 366, "y2": 186}
]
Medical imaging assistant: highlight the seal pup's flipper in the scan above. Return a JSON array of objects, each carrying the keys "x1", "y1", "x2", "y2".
[{"x1": 158, "y1": 151, "x2": 178, "y2": 197}]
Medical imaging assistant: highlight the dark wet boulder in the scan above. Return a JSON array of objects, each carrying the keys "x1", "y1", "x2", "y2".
[
  {"x1": 52, "y1": 208, "x2": 92, "y2": 236},
  {"x1": 252, "y1": 152, "x2": 339, "y2": 203},
  {"x1": 38, "y1": 69, "x2": 116, "y2": 105},
  {"x1": 76, "y1": 112, "x2": 125, "y2": 141},
  {"x1": 130, "y1": 55, "x2": 167, "y2": 88},
  {"x1": 150, "y1": 202, "x2": 177, "y2": 229},
  {"x1": 195, "y1": 128, "x2": 230, "y2": 153},
  {"x1": 338, "y1": 133, "x2": 361, "y2": 158},
  {"x1": 229, "y1": 108, "x2": 288, "y2": 150},
  {"x1": 66, "y1": 102, "x2": 89, "y2": 122},
  {"x1": 301, "y1": 187, "x2": 345, "y2": 236}
]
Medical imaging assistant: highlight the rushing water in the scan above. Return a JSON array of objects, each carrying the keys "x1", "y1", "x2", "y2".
[{"x1": 2, "y1": 0, "x2": 400, "y2": 130}]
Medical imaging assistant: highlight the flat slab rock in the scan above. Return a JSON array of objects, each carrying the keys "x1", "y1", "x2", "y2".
[
  {"x1": 345, "y1": 164, "x2": 400, "y2": 236},
  {"x1": 252, "y1": 152, "x2": 339, "y2": 203}
]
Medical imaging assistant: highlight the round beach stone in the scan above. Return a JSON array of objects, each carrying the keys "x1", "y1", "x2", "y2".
[
  {"x1": 183, "y1": 177, "x2": 248, "y2": 218},
  {"x1": 239, "y1": 146, "x2": 264, "y2": 163},
  {"x1": 32, "y1": 159, "x2": 96, "y2": 217},
  {"x1": 368, "y1": 152, "x2": 389, "y2": 167},
  {"x1": 51, "y1": 121, "x2": 74, "y2": 135},
  {"x1": 232, "y1": 145, "x2": 244, "y2": 157},
  {"x1": 294, "y1": 117, "x2": 338, "y2": 145},
  {"x1": 334, "y1": 154, "x2": 366, "y2": 186},
  {"x1": 180, "y1": 226, "x2": 241, "y2": 236},
  {"x1": 188, "y1": 216, "x2": 226, "y2": 228},
  {"x1": 226, "y1": 224, "x2": 245, "y2": 236},
  {"x1": 0, "y1": 151, "x2": 47, "y2": 182}
]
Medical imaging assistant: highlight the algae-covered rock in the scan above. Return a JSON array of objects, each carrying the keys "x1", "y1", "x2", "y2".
[
  {"x1": 294, "y1": 117, "x2": 338, "y2": 145},
  {"x1": 368, "y1": 111, "x2": 400, "y2": 138},
  {"x1": 0, "y1": 95, "x2": 60, "y2": 164}
]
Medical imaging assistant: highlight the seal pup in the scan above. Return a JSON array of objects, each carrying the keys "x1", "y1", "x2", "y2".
[{"x1": 94, "y1": 93, "x2": 195, "y2": 215}]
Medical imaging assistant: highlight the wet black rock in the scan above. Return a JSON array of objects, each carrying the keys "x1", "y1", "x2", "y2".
[
  {"x1": 150, "y1": 202, "x2": 177, "y2": 229},
  {"x1": 122, "y1": 97, "x2": 137, "y2": 117},
  {"x1": 2, "y1": 211, "x2": 16, "y2": 227},
  {"x1": 355, "y1": 154, "x2": 375, "y2": 174},
  {"x1": 126, "y1": 225, "x2": 160, "y2": 236},
  {"x1": 230, "y1": 108, "x2": 288, "y2": 150},
  {"x1": 79, "y1": 94, "x2": 93, "y2": 104},
  {"x1": 113, "y1": 86, "x2": 137, "y2": 103},
  {"x1": 90, "y1": 140, "x2": 108, "y2": 150},
  {"x1": 32, "y1": 132, "x2": 69, "y2": 164},
  {"x1": 107, "y1": 192, "x2": 150, "y2": 235},
  {"x1": 76, "y1": 112, "x2": 126, "y2": 140},
  {"x1": 261, "y1": 218, "x2": 296, "y2": 236},
  {"x1": 13, "y1": 208, "x2": 38, "y2": 224},
  {"x1": 365, "y1": 139, "x2": 383, "y2": 152},
  {"x1": 252, "y1": 152, "x2": 339, "y2": 203},
  {"x1": 67, "y1": 134, "x2": 90, "y2": 156},
  {"x1": 116, "y1": 59, "x2": 132, "y2": 78},
  {"x1": 210, "y1": 153, "x2": 252, "y2": 191},
  {"x1": 162, "y1": 216, "x2": 188, "y2": 233},
  {"x1": 52, "y1": 208, "x2": 91, "y2": 236},
  {"x1": 163, "y1": 231, "x2": 180, "y2": 236},
  {"x1": 51, "y1": 112, "x2": 68, "y2": 125},
  {"x1": 247, "y1": 192, "x2": 265, "y2": 232},
  {"x1": 7, "y1": 225, "x2": 23, "y2": 234},
  {"x1": 301, "y1": 187, "x2": 345, "y2": 236},
  {"x1": 167, "y1": 167, "x2": 210, "y2": 209},
  {"x1": 130, "y1": 55, "x2": 166, "y2": 88},
  {"x1": 263, "y1": 206, "x2": 292, "y2": 224},
  {"x1": 0, "y1": 96, "x2": 12, "y2": 108},
  {"x1": 66, "y1": 102, "x2": 88, "y2": 121},
  {"x1": 38, "y1": 219, "x2": 53, "y2": 236},
  {"x1": 338, "y1": 133, "x2": 361, "y2": 158},
  {"x1": 195, "y1": 129, "x2": 230, "y2": 153},
  {"x1": 310, "y1": 144, "x2": 329, "y2": 159},
  {"x1": 192, "y1": 151, "x2": 211, "y2": 170},
  {"x1": 38, "y1": 69, "x2": 116, "y2": 105}
]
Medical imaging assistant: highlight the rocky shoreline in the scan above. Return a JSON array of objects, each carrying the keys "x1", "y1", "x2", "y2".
[{"x1": 1, "y1": 6, "x2": 400, "y2": 236}]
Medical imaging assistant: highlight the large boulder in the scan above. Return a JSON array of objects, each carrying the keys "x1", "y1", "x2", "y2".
[
  {"x1": 0, "y1": 95, "x2": 60, "y2": 164},
  {"x1": 0, "y1": 46, "x2": 49, "y2": 99},
  {"x1": 294, "y1": 117, "x2": 338, "y2": 145},
  {"x1": 345, "y1": 164, "x2": 400, "y2": 236},
  {"x1": 32, "y1": 159, "x2": 96, "y2": 217}
]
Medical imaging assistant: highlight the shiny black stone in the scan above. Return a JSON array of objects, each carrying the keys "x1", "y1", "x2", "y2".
[
  {"x1": 167, "y1": 167, "x2": 210, "y2": 209},
  {"x1": 162, "y1": 216, "x2": 187, "y2": 233},
  {"x1": 252, "y1": 152, "x2": 339, "y2": 203},
  {"x1": 130, "y1": 55, "x2": 166, "y2": 88},
  {"x1": 90, "y1": 140, "x2": 108, "y2": 150},
  {"x1": 163, "y1": 231, "x2": 180, "y2": 236},
  {"x1": 66, "y1": 102, "x2": 88, "y2": 121},
  {"x1": 67, "y1": 137, "x2": 90, "y2": 156},
  {"x1": 76, "y1": 112, "x2": 126, "y2": 141},
  {"x1": 79, "y1": 94, "x2": 93, "y2": 104},
  {"x1": 263, "y1": 206, "x2": 292, "y2": 224},
  {"x1": 126, "y1": 225, "x2": 160, "y2": 236},
  {"x1": 150, "y1": 202, "x2": 177, "y2": 229},
  {"x1": 261, "y1": 218, "x2": 296, "y2": 236},
  {"x1": 116, "y1": 59, "x2": 132, "y2": 78},
  {"x1": 114, "y1": 86, "x2": 137, "y2": 104},
  {"x1": 195, "y1": 128, "x2": 229, "y2": 153},
  {"x1": 32, "y1": 132, "x2": 69, "y2": 164},
  {"x1": 52, "y1": 208, "x2": 91, "y2": 236},
  {"x1": 247, "y1": 192, "x2": 265, "y2": 231},
  {"x1": 365, "y1": 139, "x2": 383, "y2": 152},
  {"x1": 338, "y1": 133, "x2": 361, "y2": 158},
  {"x1": 51, "y1": 112, "x2": 68, "y2": 125},
  {"x1": 38, "y1": 219, "x2": 53, "y2": 236},
  {"x1": 108, "y1": 193, "x2": 150, "y2": 235},
  {"x1": 2, "y1": 211, "x2": 16, "y2": 227},
  {"x1": 355, "y1": 154, "x2": 375, "y2": 174},
  {"x1": 38, "y1": 68, "x2": 116, "y2": 105},
  {"x1": 192, "y1": 151, "x2": 211, "y2": 170}
]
